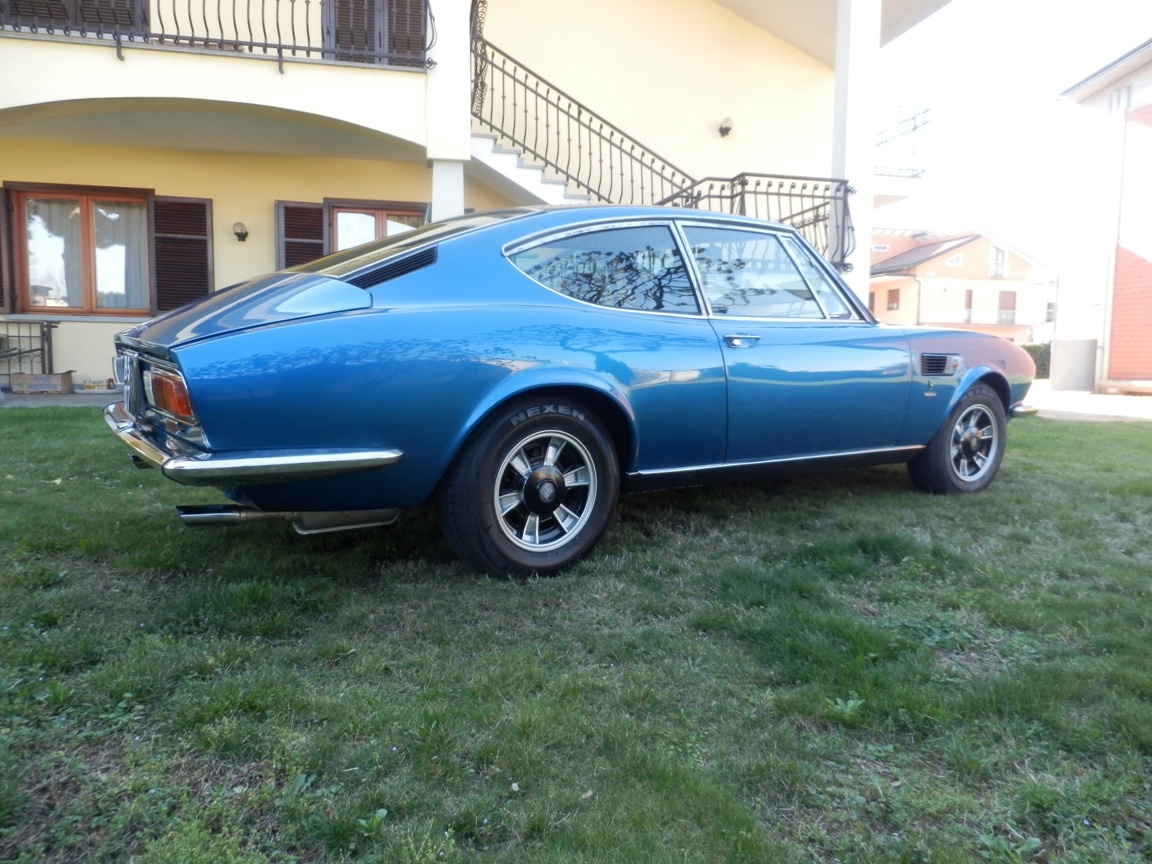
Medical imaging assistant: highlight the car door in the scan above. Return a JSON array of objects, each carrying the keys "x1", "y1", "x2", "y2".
[
  {"x1": 679, "y1": 223, "x2": 913, "y2": 464},
  {"x1": 505, "y1": 221, "x2": 729, "y2": 472}
]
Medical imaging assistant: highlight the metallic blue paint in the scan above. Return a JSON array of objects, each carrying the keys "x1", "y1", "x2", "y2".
[{"x1": 107, "y1": 205, "x2": 1037, "y2": 525}]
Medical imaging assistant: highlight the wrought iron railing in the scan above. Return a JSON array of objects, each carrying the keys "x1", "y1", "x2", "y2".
[
  {"x1": 0, "y1": 0, "x2": 430, "y2": 68},
  {"x1": 471, "y1": 36, "x2": 695, "y2": 207},
  {"x1": 659, "y1": 174, "x2": 855, "y2": 270},
  {"x1": 470, "y1": 36, "x2": 855, "y2": 270},
  {"x1": 0, "y1": 321, "x2": 57, "y2": 389}
]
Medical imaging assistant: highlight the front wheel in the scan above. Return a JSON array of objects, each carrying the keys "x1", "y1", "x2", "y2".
[
  {"x1": 908, "y1": 384, "x2": 1007, "y2": 494},
  {"x1": 438, "y1": 398, "x2": 620, "y2": 576}
]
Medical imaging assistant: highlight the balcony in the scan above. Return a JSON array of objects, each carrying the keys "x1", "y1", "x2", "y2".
[{"x1": 0, "y1": 0, "x2": 429, "y2": 67}]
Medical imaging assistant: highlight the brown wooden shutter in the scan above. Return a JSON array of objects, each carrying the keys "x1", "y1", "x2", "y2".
[
  {"x1": 76, "y1": 0, "x2": 145, "y2": 30},
  {"x1": 154, "y1": 197, "x2": 212, "y2": 313},
  {"x1": 389, "y1": 0, "x2": 425, "y2": 66},
  {"x1": 4, "y1": 0, "x2": 70, "y2": 26},
  {"x1": 0, "y1": 188, "x2": 10, "y2": 313},
  {"x1": 5, "y1": 0, "x2": 145, "y2": 31},
  {"x1": 329, "y1": 0, "x2": 380, "y2": 63},
  {"x1": 277, "y1": 202, "x2": 326, "y2": 268},
  {"x1": 325, "y1": 0, "x2": 424, "y2": 65}
]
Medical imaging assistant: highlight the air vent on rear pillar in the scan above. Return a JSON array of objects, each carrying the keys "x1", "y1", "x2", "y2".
[
  {"x1": 920, "y1": 353, "x2": 957, "y2": 376},
  {"x1": 346, "y1": 246, "x2": 439, "y2": 289}
]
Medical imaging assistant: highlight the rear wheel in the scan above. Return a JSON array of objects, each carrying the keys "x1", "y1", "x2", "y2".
[
  {"x1": 438, "y1": 398, "x2": 619, "y2": 576},
  {"x1": 908, "y1": 384, "x2": 1006, "y2": 494}
]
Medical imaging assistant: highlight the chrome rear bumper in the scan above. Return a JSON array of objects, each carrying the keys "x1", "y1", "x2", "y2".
[{"x1": 104, "y1": 402, "x2": 404, "y2": 486}]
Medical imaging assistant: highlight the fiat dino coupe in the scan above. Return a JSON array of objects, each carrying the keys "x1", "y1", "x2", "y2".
[{"x1": 106, "y1": 206, "x2": 1036, "y2": 575}]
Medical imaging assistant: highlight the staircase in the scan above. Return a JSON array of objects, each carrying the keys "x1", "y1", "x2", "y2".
[
  {"x1": 469, "y1": 35, "x2": 855, "y2": 269},
  {"x1": 469, "y1": 132, "x2": 590, "y2": 206}
]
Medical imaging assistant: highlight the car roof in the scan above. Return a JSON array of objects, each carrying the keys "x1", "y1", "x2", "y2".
[{"x1": 299, "y1": 205, "x2": 794, "y2": 283}]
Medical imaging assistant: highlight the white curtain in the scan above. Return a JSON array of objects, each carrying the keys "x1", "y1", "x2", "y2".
[{"x1": 95, "y1": 200, "x2": 148, "y2": 310}]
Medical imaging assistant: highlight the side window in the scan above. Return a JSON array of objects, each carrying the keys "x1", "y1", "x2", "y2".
[
  {"x1": 683, "y1": 226, "x2": 822, "y2": 318},
  {"x1": 780, "y1": 234, "x2": 859, "y2": 319},
  {"x1": 509, "y1": 225, "x2": 699, "y2": 314}
]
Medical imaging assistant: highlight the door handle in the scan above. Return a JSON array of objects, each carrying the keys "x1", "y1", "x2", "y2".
[{"x1": 723, "y1": 334, "x2": 761, "y2": 348}]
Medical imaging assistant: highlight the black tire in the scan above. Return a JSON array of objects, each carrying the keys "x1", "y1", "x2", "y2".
[
  {"x1": 437, "y1": 398, "x2": 620, "y2": 576},
  {"x1": 908, "y1": 384, "x2": 1007, "y2": 494}
]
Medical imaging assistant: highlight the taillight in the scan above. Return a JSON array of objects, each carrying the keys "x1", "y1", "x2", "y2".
[{"x1": 144, "y1": 368, "x2": 195, "y2": 421}]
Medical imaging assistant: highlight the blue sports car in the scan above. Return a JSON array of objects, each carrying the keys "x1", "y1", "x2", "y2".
[{"x1": 106, "y1": 206, "x2": 1036, "y2": 575}]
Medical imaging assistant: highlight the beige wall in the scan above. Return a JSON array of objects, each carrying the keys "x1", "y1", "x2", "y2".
[
  {"x1": 1, "y1": 138, "x2": 515, "y2": 382},
  {"x1": 483, "y1": 0, "x2": 834, "y2": 180},
  {"x1": 0, "y1": 37, "x2": 431, "y2": 148}
]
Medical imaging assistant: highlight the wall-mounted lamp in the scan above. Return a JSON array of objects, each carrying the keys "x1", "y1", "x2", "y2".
[
  {"x1": 719, "y1": 117, "x2": 733, "y2": 138},
  {"x1": 232, "y1": 221, "x2": 249, "y2": 242}
]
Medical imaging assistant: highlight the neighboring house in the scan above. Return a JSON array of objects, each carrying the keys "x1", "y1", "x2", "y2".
[
  {"x1": 1059, "y1": 38, "x2": 1152, "y2": 392},
  {"x1": 1, "y1": 0, "x2": 949, "y2": 386},
  {"x1": 869, "y1": 229, "x2": 1051, "y2": 344}
]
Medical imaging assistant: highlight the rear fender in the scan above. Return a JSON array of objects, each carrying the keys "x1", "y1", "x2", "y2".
[{"x1": 446, "y1": 368, "x2": 638, "y2": 474}]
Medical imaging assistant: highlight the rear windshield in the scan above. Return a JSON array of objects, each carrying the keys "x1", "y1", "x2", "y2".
[{"x1": 294, "y1": 209, "x2": 534, "y2": 278}]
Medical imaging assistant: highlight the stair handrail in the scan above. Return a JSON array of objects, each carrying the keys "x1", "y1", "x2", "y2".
[
  {"x1": 471, "y1": 35, "x2": 696, "y2": 206},
  {"x1": 659, "y1": 174, "x2": 856, "y2": 269},
  {"x1": 471, "y1": 37, "x2": 856, "y2": 270}
]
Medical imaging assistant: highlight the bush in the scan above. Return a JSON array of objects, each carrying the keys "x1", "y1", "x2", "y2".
[{"x1": 1022, "y1": 343, "x2": 1051, "y2": 379}]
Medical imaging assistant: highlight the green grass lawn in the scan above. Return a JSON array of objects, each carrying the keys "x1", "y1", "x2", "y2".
[{"x1": 2, "y1": 408, "x2": 1151, "y2": 863}]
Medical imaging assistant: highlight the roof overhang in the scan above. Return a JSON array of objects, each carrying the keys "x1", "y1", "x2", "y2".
[
  {"x1": 1062, "y1": 38, "x2": 1152, "y2": 101},
  {"x1": 711, "y1": 0, "x2": 953, "y2": 66}
]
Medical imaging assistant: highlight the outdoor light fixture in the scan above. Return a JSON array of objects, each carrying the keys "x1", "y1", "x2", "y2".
[
  {"x1": 233, "y1": 221, "x2": 249, "y2": 241},
  {"x1": 719, "y1": 117, "x2": 733, "y2": 137}
]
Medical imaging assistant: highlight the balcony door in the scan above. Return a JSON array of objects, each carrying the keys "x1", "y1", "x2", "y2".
[
  {"x1": 324, "y1": 0, "x2": 425, "y2": 66},
  {"x1": 1, "y1": 0, "x2": 146, "y2": 33}
]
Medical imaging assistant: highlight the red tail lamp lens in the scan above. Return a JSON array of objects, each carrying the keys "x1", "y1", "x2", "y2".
[{"x1": 145, "y1": 369, "x2": 194, "y2": 420}]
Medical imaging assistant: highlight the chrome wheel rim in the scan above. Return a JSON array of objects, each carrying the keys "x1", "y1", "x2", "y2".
[
  {"x1": 493, "y1": 429, "x2": 597, "y2": 552},
  {"x1": 950, "y1": 404, "x2": 999, "y2": 482}
]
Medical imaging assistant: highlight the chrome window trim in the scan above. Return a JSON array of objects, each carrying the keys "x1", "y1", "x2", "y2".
[
  {"x1": 505, "y1": 219, "x2": 709, "y2": 319},
  {"x1": 671, "y1": 219, "x2": 869, "y2": 323},
  {"x1": 673, "y1": 220, "x2": 828, "y2": 321}
]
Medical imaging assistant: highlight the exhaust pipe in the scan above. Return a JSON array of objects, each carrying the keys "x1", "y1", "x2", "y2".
[{"x1": 176, "y1": 504, "x2": 400, "y2": 534}]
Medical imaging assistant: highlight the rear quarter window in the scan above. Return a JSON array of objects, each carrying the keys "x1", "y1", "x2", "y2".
[{"x1": 509, "y1": 224, "x2": 700, "y2": 315}]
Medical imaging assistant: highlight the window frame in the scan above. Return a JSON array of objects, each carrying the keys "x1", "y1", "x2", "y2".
[
  {"x1": 276, "y1": 198, "x2": 428, "y2": 269},
  {"x1": 991, "y1": 246, "x2": 1006, "y2": 278},
  {"x1": 329, "y1": 199, "x2": 426, "y2": 252},
  {"x1": 676, "y1": 221, "x2": 861, "y2": 321},
  {"x1": 8, "y1": 182, "x2": 155, "y2": 316},
  {"x1": 506, "y1": 221, "x2": 702, "y2": 316}
]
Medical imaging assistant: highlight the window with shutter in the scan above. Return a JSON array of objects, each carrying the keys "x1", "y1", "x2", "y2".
[
  {"x1": 277, "y1": 202, "x2": 326, "y2": 268},
  {"x1": 324, "y1": 0, "x2": 424, "y2": 65},
  {"x1": 154, "y1": 197, "x2": 212, "y2": 312},
  {"x1": 3, "y1": 0, "x2": 146, "y2": 32}
]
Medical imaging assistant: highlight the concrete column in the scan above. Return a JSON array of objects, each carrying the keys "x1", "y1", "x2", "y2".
[
  {"x1": 424, "y1": 0, "x2": 472, "y2": 219},
  {"x1": 831, "y1": 0, "x2": 881, "y2": 301},
  {"x1": 430, "y1": 159, "x2": 466, "y2": 222}
]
